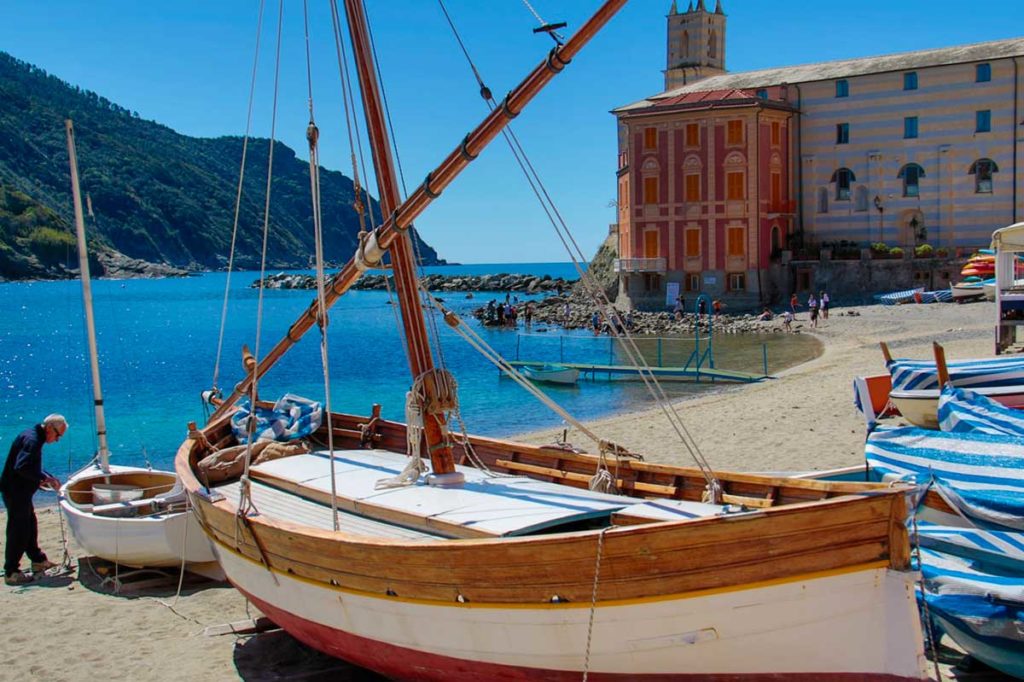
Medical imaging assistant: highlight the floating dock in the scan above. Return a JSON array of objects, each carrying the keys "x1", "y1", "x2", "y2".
[{"x1": 507, "y1": 360, "x2": 765, "y2": 383}]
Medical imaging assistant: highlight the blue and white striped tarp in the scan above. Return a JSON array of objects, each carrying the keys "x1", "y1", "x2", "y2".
[
  {"x1": 917, "y1": 522, "x2": 1024, "y2": 575},
  {"x1": 938, "y1": 385, "x2": 1024, "y2": 437},
  {"x1": 918, "y1": 548, "x2": 1024, "y2": 679},
  {"x1": 918, "y1": 289, "x2": 953, "y2": 303},
  {"x1": 865, "y1": 426, "x2": 1024, "y2": 530},
  {"x1": 874, "y1": 287, "x2": 923, "y2": 305},
  {"x1": 231, "y1": 393, "x2": 323, "y2": 444},
  {"x1": 887, "y1": 355, "x2": 1024, "y2": 391}
]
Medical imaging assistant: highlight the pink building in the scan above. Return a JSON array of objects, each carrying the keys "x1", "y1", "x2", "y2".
[{"x1": 613, "y1": 89, "x2": 795, "y2": 308}]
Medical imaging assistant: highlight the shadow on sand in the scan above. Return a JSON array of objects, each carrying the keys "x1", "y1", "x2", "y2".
[{"x1": 233, "y1": 629, "x2": 391, "y2": 681}]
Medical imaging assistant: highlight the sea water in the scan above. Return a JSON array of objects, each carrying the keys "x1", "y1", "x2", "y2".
[{"x1": 0, "y1": 263, "x2": 818, "y2": 482}]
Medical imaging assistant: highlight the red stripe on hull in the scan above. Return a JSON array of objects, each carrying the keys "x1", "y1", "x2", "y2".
[{"x1": 240, "y1": 588, "x2": 921, "y2": 681}]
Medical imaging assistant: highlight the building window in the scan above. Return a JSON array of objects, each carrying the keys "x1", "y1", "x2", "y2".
[
  {"x1": 727, "y1": 227, "x2": 745, "y2": 257},
  {"x1": 643, "y1": 127, "x2": 657, "y2": 150},
  {"x1": 726, "y1": 171, "x2": 745, "y2": 200},
  {"x1": 854, "y1": 185, "x2": 869, "y2": 211},
  {"x1": 969, "y1": 158, "x2": 999, "y2": 193},
  {"x1": 756, "y1": 88, "x2": 768, "y2": 100},
  {"x1": 685, "y1": 272, "x2": 700, "y2": 292},
  {"x1": 770, "y1": 172, "x2": 781, "y2": 207},
  {"x1": 726, "y1": 120, "x2": 744, "y2": 145},
  {"x1": 817, "y1": 187, "x2": 828, "y2": 214},
  {"x1": 976, "y1": 110, "x2": 991, "y2": 133},
  {"x1": 898, "y1": 163, "x2": 925, "y2": 197},
  {"x1": 685, "y1": 228, "x2": 701, "y2": 257},
  {"x1": 685, "y1": 123, "x2": 699, "y2": 147},
  {"x1": 976, "y1": 63, "x2": 991, "y2": 82},
  {"x1": 831, "y1": 167, "x2": 855, "y2": 200},
  {"x1": 685, "y1": 174, "x2": 701, "y2": 202},
  {"x1": 643, "y1": 274, "x2": 662, "y2": 292},
  {"x1": 903, "y1": 116, "x2": 918, "y2": 139},
  {"x1": 836, "y1": 122, "x2": 849, "y2": 144},
  {"x1": 643, "y1": 176, "x2": 658, "y2": 204},
  {"x1": 903, "y1": 72, "x2": 918, "y2": 90},
  {"x1": 835, "y1": 79, "x2": 849, "y2": 97},
  {"x1": 727, "y1": 272, "x2": 746, "y2": 291},
  {"x1": 770, "y1": 120, "x2": 781, "y2": 146}
]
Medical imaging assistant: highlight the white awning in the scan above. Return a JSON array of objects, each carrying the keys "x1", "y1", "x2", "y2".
[{"x1": 990, "y1": 222, "x2": 1024, "y2": 251}]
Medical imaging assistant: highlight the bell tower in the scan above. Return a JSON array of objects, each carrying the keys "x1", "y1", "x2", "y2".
[{"x1": 664, "y1": 0, "x2": 727, "y2": 91}]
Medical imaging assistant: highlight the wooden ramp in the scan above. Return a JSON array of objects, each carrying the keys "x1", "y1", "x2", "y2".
[{"x1": 508, "y1": 360, "x2": 765, "y2": 383}]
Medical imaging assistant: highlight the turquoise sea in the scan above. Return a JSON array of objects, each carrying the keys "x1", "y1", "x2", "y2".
[{"x1": 0, "y1": 262, "x2": 817, "y2": 485}]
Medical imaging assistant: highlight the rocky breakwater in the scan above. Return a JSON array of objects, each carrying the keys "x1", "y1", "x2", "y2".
[
  {"x1": 254, "y1": 272, "x2": 576, "y2": 294},
  {"x1": 479, "y1": 294, "x2": 795, "y2": 336}
]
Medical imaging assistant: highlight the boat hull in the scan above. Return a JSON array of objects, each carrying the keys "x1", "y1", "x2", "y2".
[
  {"x1": 522, "y1": 365, "x2": 580, "y2": 385},
  {"x1": 59, "y1": 465, "x2": 217, "y2": 570},
  {"x1": 214, "y1": 542, "x2": 927, "y2": 681},
  {"x1": 889, "y1": 387, "x2": 1024, "y2": 429}
]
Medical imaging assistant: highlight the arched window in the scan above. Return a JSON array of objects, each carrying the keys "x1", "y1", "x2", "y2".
[
  {"x1": 897, "y1": 163, "x2": 926, "y2": 198},
  {"x1": 680, "y1": 30, "x2": 689, "y2": 59},
  {"x1": 969, "y1": 158, "x2": 999, "y2": 194},
  {"x1": 708, "y1": 32, "x2": 717, "y2": 59},
  {"x1": 770, "y1": 225, "x2": 781, "y2": 257},
  {"x1": 830, "y1": 167, "x2": 856, "y2": 200},
  {"x1": 817, "y1": 187, "x2": 829, "y2": 214},
  {"x1": 854, "y1": 185, "x2": 869, "y2": 212}
]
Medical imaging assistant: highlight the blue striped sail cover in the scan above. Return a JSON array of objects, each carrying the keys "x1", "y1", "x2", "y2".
[
  {"x1": 917, "y1": 522, "x2": 1024, "y2": 575},
  {"x1": 865, "y1": 426, "x2": 1024, "y2": 530},
  {"x1": 231, "y1": 393, "x2": 323, "y2": 444},
  {"x1": 873, "y1": 287, "x2": 922, "y2": 305},
  {"x1": 938, "y1": 385, "x2": 1024, "y2": 437},
  {"x1": 887, "y1": 354, "x2": 1024, "y2": 391},
  {"x1": 918, "y1": 548, "x2": 1024, "y2": 679},
  {"x1": 918, "y1": 289, "x2": 953, "y2": 303}
]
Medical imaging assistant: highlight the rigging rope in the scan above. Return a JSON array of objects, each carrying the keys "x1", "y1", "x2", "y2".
[
  {"x1": 238, "y1": 0, "x2": 285, "y2": 520},
  {"x1": 212, "y1": 0, "x2": 267, "y2": 398},
  {"x1": 435, "y1": 4, "x2": 720, "y2": 493},
  {"x1": 304, "y1": 0, "x2": 340, "y2": 531}
]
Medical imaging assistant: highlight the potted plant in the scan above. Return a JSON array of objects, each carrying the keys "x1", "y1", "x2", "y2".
[
  {"x1": 914, "y1": 243, "x2": 934, "y2": 258},
  {"x1": 870, "y1": 242, "x2": 890, "y2": 258},
  {"x1": 890, "y1": 246, "x2": 905, "y2": 259},
  {"x1": 935, "y1": 247, "x2": 949, "y2": 258}
]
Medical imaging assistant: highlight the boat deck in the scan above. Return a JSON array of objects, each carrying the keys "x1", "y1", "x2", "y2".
[{"x1": 217, "y1": 449, "x2": 729, "y2": 540}]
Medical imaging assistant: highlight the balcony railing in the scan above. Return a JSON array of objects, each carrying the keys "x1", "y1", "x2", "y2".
[{"x1": 614, "y1": 257, "x2": 667, "y2": 273}]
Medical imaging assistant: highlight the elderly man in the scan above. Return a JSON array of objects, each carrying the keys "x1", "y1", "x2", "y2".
[{"x1": 1, "y1": 414, "x2": 65, "y2": 585}]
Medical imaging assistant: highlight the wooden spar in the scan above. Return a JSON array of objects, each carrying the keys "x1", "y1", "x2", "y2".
[
  {"x1": 933, "y1": 342, "x2": 950, "y2": 387},
  {"x1": 342, "y1": 0, "x2": 456, "y2": 476},
  {"x1": 65, "y1": 119, "x2": 111, "y2": 473},
  {"x1": 209, "y1": 0, "x2": 629, "y2": 422}
]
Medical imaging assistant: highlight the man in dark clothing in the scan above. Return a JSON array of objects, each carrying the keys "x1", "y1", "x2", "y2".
[{"x1": 2, "y1": 414, "x2": 65, "y2": 585}]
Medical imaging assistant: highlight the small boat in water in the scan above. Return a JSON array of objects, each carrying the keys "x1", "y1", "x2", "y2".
[{"x1": 521, "y1": 363, "x2": 579, "y2": 385}]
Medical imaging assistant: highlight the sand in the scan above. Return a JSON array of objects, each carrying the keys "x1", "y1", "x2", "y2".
[{"x1": 0, "y1": 301, "x2": 1003, "y2": 680}]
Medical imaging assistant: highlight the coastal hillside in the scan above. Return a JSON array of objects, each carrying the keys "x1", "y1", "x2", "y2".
[{"x1": 0, "y1": 51, "x2": 442, "y2": 278}]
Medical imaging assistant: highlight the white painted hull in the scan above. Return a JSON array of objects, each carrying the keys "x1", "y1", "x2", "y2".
[
  {"x1": 522, "y1": 365, "x2": 580, "y2": 384},
  {"x1": 889, "y1": 386, "x2": 1024, "y2": 429},
  {"x1": 213, "y1": 542, "x2": 928, "y2": 680},
  {"x1": 59, "y1": 465, "x2": 217, "y2": 570}
]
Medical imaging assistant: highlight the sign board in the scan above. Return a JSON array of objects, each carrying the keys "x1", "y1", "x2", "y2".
[
  {"x1": 703, "y1": 275, "x2": 717, "y2": 286},
  {"x1": 665, "y1": 281, "x2": 680, "y2": 308}
]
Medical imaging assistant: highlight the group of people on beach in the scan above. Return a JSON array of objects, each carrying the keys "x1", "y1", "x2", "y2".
[{"x1": 786, "y1": 291, "x2": 830, "y2": 329}]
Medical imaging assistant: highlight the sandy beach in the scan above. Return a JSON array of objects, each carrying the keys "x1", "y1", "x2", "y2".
[{"x1": 0, "y1": 301, "x2": 1006, "y2": 681}]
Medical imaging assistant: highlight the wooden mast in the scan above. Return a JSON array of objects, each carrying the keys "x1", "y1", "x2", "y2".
[
  {"x1": 209, "y1": 0, "x2": 628, "y2": 423},
  {"x1": 65, "y1": 119, "x2": 111, "y2": 473},
  {"x1": 341, "y1": 0, "x2": 458, "y2": 478}
]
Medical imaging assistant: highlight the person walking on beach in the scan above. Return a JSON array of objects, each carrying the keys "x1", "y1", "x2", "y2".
[
  {"x1": 789, "y1": 293, "x2": 799, "y2": 316},
  {"x1": 782, "y1": 310, "x2": 793, "y2": 332},
  {"x1": 807, "y1": 293, "x2": 819, "y2": 329},
  {"x1": 2, "y1": 414, "x2": 65, "y2": 585},
  {"x1": 820, "y1": 291, "x2": 830, "y2": 320}
]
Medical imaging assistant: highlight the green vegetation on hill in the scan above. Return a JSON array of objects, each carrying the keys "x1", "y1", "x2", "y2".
[{"x1": 0, "y1": 51, "x2": 442, "y2": 279}]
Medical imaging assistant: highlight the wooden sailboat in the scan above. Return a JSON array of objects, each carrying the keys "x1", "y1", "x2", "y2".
[
  {"x1": 57, "y1": 120, "x2": 218, "y2": 574},
  {"x1": 176, "y1": 2, "x2": 928, "y2": 678}
]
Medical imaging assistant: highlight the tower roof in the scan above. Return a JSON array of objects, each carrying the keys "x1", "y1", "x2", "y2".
[
  {"x1": 696, "y1": 0, "x2": 706, "y2": 11},
  {"x1": 669, "y1": 0, "x2": 678, "y2": 15},
  {"x1": 715, "y1": 0, "x2": 725, "y2": 14}
]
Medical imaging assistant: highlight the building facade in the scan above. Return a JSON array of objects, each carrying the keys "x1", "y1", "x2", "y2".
[{"x1": 615, "y1": 1, "x2": 1024, "y2": 309}]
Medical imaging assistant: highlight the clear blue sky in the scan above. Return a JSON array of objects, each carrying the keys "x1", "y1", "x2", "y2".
[{"x1": 2, "y1": 1, "x2": 1022, "y2": 264}]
